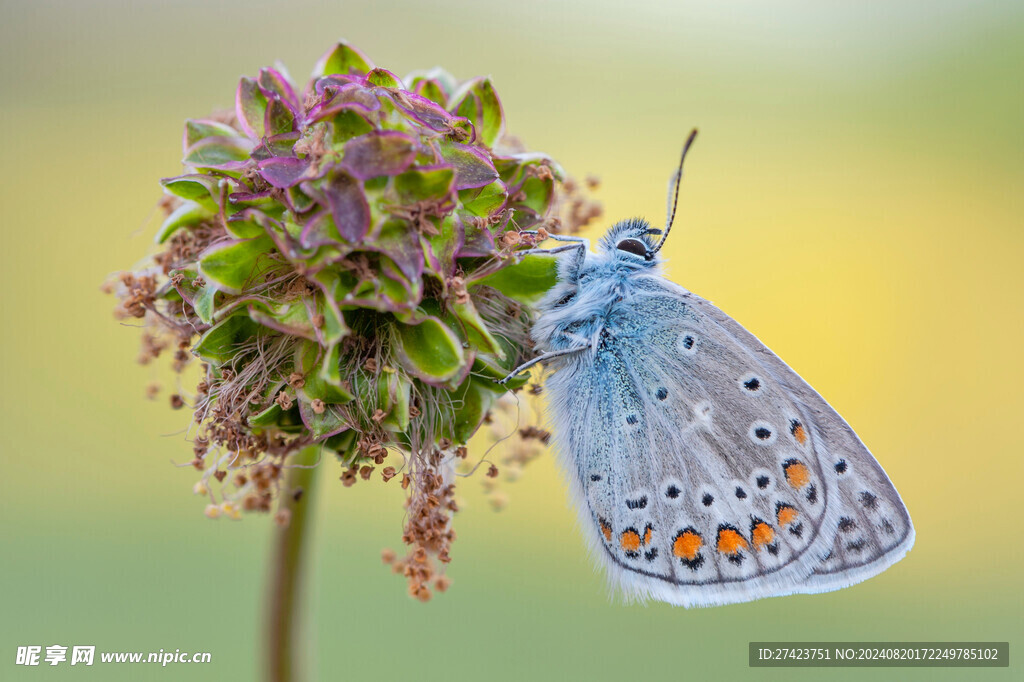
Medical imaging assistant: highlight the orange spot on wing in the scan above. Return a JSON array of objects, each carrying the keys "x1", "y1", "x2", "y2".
[
  {"x1": 784, "y1": 460, "x2": 810, "y2": 489},
  {"x1": 620, "y1": 529, "x2": 641, "y2": 553},
  {"x1": 599, "y1": 518, "x2": 612, "y2": 541},
  {"x1": 752, "y1": 522, "x2": 775, "y2": 549},
  {"x1": 793, "y1": 424, "x2": 807, "y2": 445},
  {"x1": 717, "y1": 528, "x2": 748, "y2": 555},
  {"x1": 673, "y1": 530, "x2": 702, "y2": 560},
  {"x1": 776, "y1": 505, "x2": 799, "y2": 527},
  {"x1": 643, "y1": 526, "x2": 652, "y2": 546}
]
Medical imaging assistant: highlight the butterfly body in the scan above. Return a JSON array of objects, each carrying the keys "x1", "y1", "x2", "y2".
[{"x1": 521, "y1": 149, "x2": 913, "y2": 607}]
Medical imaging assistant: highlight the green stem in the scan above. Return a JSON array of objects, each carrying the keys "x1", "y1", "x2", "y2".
[{"x1": 266, "y1": 445, "x2": 320, "y2": 682}]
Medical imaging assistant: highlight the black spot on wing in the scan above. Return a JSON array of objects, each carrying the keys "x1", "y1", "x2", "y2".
[
  {"x1": 681, "y1": 555, "x2": 704, "y2": 571},
  {"x1": 626, "y1": 496, "x2": 648, "y2": 510},
  {"x1": 846, "y1": 539, "x2": 867, "y2": 553},
  {"x1": 860, "y1": 491, "x2": 879, "y2": 510}
]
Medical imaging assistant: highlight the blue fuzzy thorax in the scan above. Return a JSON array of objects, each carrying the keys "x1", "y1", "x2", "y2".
[{"x1": 531, "y1": 218, "x2": 670, "y2": 353}]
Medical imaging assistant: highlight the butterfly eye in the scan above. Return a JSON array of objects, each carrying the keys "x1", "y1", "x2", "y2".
[{"x1": 616, "y1": 238, "x2": 649, "y2": 258}]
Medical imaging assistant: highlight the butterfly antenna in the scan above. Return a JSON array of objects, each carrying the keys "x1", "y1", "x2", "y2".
[{"x1": 651, "y1": 128, "x2": 698, "y2": 255}]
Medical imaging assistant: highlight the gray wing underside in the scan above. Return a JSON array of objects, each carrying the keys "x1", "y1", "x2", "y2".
[
  {"x1": 544, "y1": 277, "x2": 913, "y2": 607},
  {"x1": 673, "y1": 284, "x2": 915, "y2": 593}
]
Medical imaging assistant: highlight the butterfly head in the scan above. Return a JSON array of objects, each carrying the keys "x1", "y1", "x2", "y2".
[
  {"x1": 599, "y1": 218, "x2": 664, "y2": 265},
  {"x1": 597, "y1": 130, "x2": 699, "y2": 268}
]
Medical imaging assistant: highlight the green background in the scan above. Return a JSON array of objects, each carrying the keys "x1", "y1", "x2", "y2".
[{"x1": 1, "y1": 1, "x2": 1021, "y2": 679}]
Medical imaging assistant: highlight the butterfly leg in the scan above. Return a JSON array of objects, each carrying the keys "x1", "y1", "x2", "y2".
[
  {"x1": 496, "y1": 344, "x2": 590, "y2": 385},
  {"x1": 519, "y1": 232, "x2": 588, "y2": 245},
  {"x1": 514, "y1": 243, "x2": 585, "y2": 257}
]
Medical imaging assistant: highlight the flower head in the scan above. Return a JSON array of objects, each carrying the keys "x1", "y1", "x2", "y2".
[{"x1": 107, "y1": 40, "x2": 601, "y2": 599}]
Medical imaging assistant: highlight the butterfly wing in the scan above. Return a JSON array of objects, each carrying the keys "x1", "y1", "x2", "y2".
[
  {"x1": 543, "y1": 275, "x2": 913, "y2": 607},
  {"x1": 681, "y1": 284, "x2": 915, "y2": 593}
]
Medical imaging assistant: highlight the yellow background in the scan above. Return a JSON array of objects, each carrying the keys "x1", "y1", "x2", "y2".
[{"x1": 1, "y1": 1, "x2": 1021, "y2": 680}]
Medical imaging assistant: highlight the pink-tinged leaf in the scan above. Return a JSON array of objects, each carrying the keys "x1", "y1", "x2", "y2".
[
  {"x1": 236, "y1": 77, "x2": 268, "y2": 139},
  {"x1": 299, "y1": 209, "x2": 342, "y2": 248},
  {"x1": 437, "y1": 141, "x2": 499, "y2": 189},
  {"x1": 305, "y1": 83, "x2": 380, "y2": 123},
  {"x1": 182, "y1": 119, "x2": 241, "y2": 152},
  {"x1": 257, "y1": 67, "x2": 300, "y2": 111},
  {"x1": 406, "y1": 67, "x2": 458, "y2": 101},
  {"x1": 322, "y1": 170, "x2": 371, "y2": 242},
  {"x1": 160, "y1": 173, "x2": 224, "y2": 206},
  {"x1": 284, "y1": 184, "x2": 317, "y2": 214},
  {"x1": 421, "y1": 215, "x2": 464, "y2": 277},
  {"x1": 493, "y1": 152, "x2": 566, "y2": 184},
  {"x1": 223, "y1": 210, "x2": 271, "y2": 238},
  {"x1": 183, "y1": 136, "x2": 253, "y2": 171},
  {"x1": 234, "y1": 208, "x2": 301, "y2": 260},
  {"x1": 341, "y1": 131, "x2": 417, "y2": 180},
  {"x1": 506, "y1": 205, "x2": 544, "y2": 231},
  {"x1": 257, "y1": 156, "x2": 311, "y2": 188},
  {"x1": 198, "y1": 234, "x2": 276, "y2": 293},
  {"x1": 370, "y1": 219, "x2": 425, "y2": 284},
  {"x1": 459, "y1": 179, "x2": 508, "y2": 217},
  {"x1": 264, "y1": 98, "x2": 296, "y2": 138},
  {"x1": 457, "y1": 220, "x2": 498, "y2": 257},
  {"x1": 229, "y1": 189, "x2": 274, "y2": 203},
  {"x1": 449, "y1": 77, "x2": 505, "y2": 148},
  {"x1": 380, "y1": 256, "x2": 424, "y2": 310},
  {"x1": 232, "y1": 207, "x2": 281, "y2": 229},
  {"x1": 313, "y1": 75, "x2": 367, "y2": 96},
  {"x1": 304, "y1": 282, "x2": 348, "y2": 347},
  {"x1": 410, "y1": 78, "x2": 448, "y2": 107},
  {"x1": 366, "y1": 68, "x2": 403, "y2": 88},
  {"x1": 251, "y1": 131, "x2": 301, "y2": 162},
  {"x1": 227, "y1": 189, "x2": 276, "y2": 214},
  {"x1": 458, "y1": 210, "x2": 512, "y2": 257},
  {"x1": 311, "y1": 41, "x2": 374, "y2": 80},
  {"x1": 383, "y1": 89, "x2": 459, "y2": 133}
]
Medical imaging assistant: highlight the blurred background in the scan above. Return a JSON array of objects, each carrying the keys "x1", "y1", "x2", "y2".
[{"x1": 1, "y1": 0, "x2": 1021, "y2": 679}]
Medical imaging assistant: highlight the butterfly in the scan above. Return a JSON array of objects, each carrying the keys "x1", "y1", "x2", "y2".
[{"x1": 500, "y1": 130, "x2": 914, "y2": 607}]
